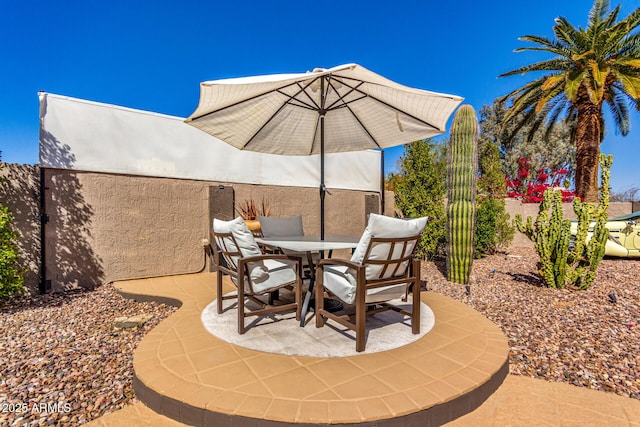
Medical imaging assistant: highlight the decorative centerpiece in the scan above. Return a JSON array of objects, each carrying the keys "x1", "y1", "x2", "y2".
[{"x1": 237, "y1": 197, "x2": 271, "y2": 235}]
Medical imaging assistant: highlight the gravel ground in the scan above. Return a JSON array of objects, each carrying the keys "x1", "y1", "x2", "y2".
[
  {"x1": 0, "y1": 249, "x2": 638, "y2": 426},
  {"x1": 424, "y1": 247, "x2": 640, "y2": 400},
  {"x1": 0, "y1": 285, "x2": 177, "y2": 426}
]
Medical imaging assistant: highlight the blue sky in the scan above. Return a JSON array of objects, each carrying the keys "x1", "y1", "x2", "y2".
[{"x1": 1, "y1": 0, "x2": 639, "y2": 192}]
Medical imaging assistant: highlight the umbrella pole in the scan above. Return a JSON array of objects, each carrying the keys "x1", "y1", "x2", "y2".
[
  {"x1": 320, "y1": 113, "x2": 325, "y2": 241},
  {"x1": 380, "y1": 150, "x2": 385, "y2": 215},
  {"x1": 320, "y1": 77, "x2": 326, "y2": 241}
]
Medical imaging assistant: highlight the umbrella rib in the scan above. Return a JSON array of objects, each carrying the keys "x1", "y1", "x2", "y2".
[
  {"x1": 243, "y1": 80, "x2": 323, "y2": 150},
  {"x1": 295, "y1": 79, "x2": 322, "y2": 110},
  {"x1": 344, "y1": 104, "x2": 381, "y2": 149},
  {"x1": 332, "y1": 76, "x2": 443, "y2": 131},
  {"x1": 241, "y1": 102, "x2": 290, "y2": 150},
  {"x1": 188, "y1": 80, "x2": 313, "y2": 122},
  {"x1": 325, "y1": 81, "x2": 366, "y2": 111}
]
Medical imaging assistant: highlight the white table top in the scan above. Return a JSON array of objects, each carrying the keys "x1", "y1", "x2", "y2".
[{"x1": 255, "y1": 235, "x2": 360, "y2": 252}]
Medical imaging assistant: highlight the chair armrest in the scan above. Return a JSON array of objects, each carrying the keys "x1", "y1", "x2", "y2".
[
  {"x1": 317, "y1": 258, "x2": 363, "y2": 271},
  {"x1": 241, "y1": 253, "x2": 301, "y2": 263},
  {"x1": 316, "y1": 258, "x2": 365, "y2": 274}
]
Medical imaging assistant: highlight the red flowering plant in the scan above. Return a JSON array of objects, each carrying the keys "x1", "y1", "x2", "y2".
[{"x1": 506, "y1": 158, "x2": 575, "y2": 203}]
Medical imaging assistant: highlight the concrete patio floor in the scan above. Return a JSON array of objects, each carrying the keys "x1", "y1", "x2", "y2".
[{"x1": 85, "y1": 272, "x2": 640, "y2": 426}]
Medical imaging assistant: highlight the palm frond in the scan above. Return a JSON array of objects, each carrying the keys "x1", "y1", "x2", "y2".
[
  {"x1": 499, "y1": 58, "x2": 572, "y2": 77},
  {"x1": 553, "y1": 17, "x2": 583, "y2": 48},
  {"x1": 601, "y1": 4, "x2": 622, "y2": 29},
  {"x1": 519, "y1": 34, "x2": 567, "y2": 50},
  {"x1": 614, "y1": 33, "x2": 640, "y2": 57},
  {"x1": 587, "y1": 59, "x2": 609, "y2": 103},
  {"x1": 588, "y1": 0, "x2": 611, "y2": 29},
  {"x1": 564, "y1": 68, "x2": 586, "y2": 101},
  {"x1": 605, "y1": 89, "x2": 630, "y2": 135},
  {"x1": 608, "y1": 6, "x2": 640, "y2": 35},
  {"x1": 611, "y1": 70, "x2": 640, "y2": 98},
  {"x1": 543, "y1": 98, "x2": 574, "y2": 140}
]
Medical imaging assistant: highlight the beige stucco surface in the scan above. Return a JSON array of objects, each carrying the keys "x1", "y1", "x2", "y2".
[
  {"x1": 41, "y1": 169, "x2": 382, "y2": 291},
  {"x1": 1, "y1": 163, "x2": 635, "y2": 293}
]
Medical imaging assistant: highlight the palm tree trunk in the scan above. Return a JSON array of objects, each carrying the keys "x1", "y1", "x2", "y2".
[{"x1": 574, "y1": 99, "x2": 601, "y2": 203}]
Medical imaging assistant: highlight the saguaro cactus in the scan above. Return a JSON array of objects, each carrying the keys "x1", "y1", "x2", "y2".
[{"x1": 446, "y1": 105, "x2": 478, "y2": 284}]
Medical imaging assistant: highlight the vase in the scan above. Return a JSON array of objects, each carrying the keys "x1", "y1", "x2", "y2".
[{"x1": 244, "y1": 219, "x2": 262, "y2": 236}]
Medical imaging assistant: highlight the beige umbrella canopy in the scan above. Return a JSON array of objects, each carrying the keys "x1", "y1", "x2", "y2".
[{"x1": 186, "y1": 63, "x2": 463, "y2": 237}]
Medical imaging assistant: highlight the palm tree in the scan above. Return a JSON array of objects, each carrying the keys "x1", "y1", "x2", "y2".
[{"x1": 500, "y1": 0, "x2": 640, "y2": 202}]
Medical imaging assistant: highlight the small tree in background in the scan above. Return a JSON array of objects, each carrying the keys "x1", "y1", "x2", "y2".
[
  {"x1": 611, "y1": 185, "x2": 640, "y2": 202},
  {"x1": 393, "y1": 138, "x2": 447, "y2": 259},
  {"x1": 478, "y1": 100, "x2": 575, "y2": 183},
  {"x1": 475, "y1": 141, "x2": 514, "y2": 257},
  {"x1": 0, "y1": 156, "x2": 25, "y2": 299},
  {"x1": 499, "y1": 0, "x2": 640, "y2": 202}
]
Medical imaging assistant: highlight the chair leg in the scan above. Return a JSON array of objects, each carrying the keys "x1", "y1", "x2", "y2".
[
  {"x1": 355, "y1": 305, "x2": 366, "y2": 352},
  {"x1": 217, "y1": 271, "x2": 224, "y2": 314},
  {"x1": 238, "y1": 285, "x2": 245, "y2": 335},
  {"x1": 412, "y1": 260, "x2": 421, "y2": 334},
  {"x1": 268, "y1": 289, "x2": 279, "y2": 305},
  {"x1": 355, "y1": 287, "x2": 366, "y2": 352},
  {"x1": 315, "y1": 274, "x2": 325, "y2": 328},
  {"x1": 295, "y1": 275, "x2": 302, "y2": 321}
]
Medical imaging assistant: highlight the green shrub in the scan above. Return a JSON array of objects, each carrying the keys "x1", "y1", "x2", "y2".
[
  {"x1": 393, "y1": 139, "x2": 447, "y2": 259},
  {"x1": 475, "y1": 141, "x2": 514, "y2": 257},
  {"x1": 0, "y1": 204, "x2": 25, "y2": 299},
  {"x1": 475, "y1": 197, "x2": 514, "y2": 257}
]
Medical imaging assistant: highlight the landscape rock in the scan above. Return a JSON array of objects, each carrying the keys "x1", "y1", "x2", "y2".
[{"x1": 114, "y1": 314, "x2": 153, "y2": 329}]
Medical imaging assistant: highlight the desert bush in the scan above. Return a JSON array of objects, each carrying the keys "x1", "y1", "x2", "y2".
[
  {"x1": 393, "y1": 138, "x2": 447, "y2": 259},
  {"x1": 475, "y1": 141, "x2": 514, "y2": 257}
]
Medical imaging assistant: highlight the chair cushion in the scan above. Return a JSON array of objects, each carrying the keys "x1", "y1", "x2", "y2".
[
  {"x1": 322, "y1": 265, "x2": 406, "y2": 305},
  {"x1": 258, "y1": 215, "x2": 317, "y2": 270},
  {"x1": 351, "y1": 214, "x2": 428, "y2": 264},
  {"x1": 213, "y1": 216, "x2": 262, "y2": 257},
  {"x1": 248, "y1": 258, "x2": 298, "y2": 294},
  {"x1": 350, "y1": 214, "x2": 428, "y2": 280},
  {"x1": 213, "y1": 217, "x2": 269, "y2": 286},
  {"x1": 213, "y1": 217, "x2": 299, "y2": 294},
  {"x1": 258, "y1": 215, "x2": 304, "y2": 237}
]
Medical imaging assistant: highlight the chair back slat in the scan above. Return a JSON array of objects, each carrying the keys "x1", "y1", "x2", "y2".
[
  {"x1": 213, "y1": 231, "x2": 242, "y2": 274},
  {"x1": 362, "y1": 235, "x2": 420, "y2": 281}
]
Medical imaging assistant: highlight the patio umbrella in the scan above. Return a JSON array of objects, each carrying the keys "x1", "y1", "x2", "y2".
[{"x1": 185, "y1": 63, "x2": 463, "y2": 238}]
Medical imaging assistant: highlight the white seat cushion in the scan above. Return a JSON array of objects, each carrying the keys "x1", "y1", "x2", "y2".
[
  {"x1": 213, "y1": 216, "x2": 262, "y2": 257},
  {"x1": 322, "y1": 265, "x2": 407, "y2": 305},
  {"x1": 247, "y1": 258, "x2": 298, "y2": 294},
  {"x1": 214, "y1": 217, "x2": 298, "y2": 293}
]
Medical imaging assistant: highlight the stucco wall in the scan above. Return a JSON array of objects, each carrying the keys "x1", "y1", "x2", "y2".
[
  {"x1": 2, "y1": 162, "x2": 635, "y2": 293},
  {"x1": 42, "y1": 169, "x2": 380, "y2": 291},
  {"x1": 0, "y1": 163, "x2": 41, "y2": 294}
]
